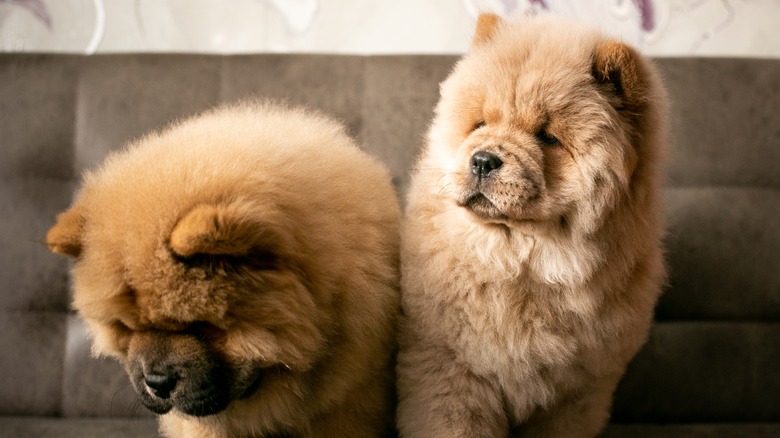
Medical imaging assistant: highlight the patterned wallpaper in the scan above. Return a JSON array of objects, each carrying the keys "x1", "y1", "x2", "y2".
[{"x1": 1, "y1": 0, "x2": 778, "y2": 57}]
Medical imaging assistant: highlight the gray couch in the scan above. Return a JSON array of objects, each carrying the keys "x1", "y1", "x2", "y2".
[{"x1": 1, "y1": 54, "x2": 778, "y2": 437}]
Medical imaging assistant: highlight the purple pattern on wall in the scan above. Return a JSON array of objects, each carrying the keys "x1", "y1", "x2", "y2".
[
  {"x1": 634, "y1": 0, "x2": 655, "y2": 32},
  {"x1": 0, "y1": 0, "x2": 51, "y2": 29}
]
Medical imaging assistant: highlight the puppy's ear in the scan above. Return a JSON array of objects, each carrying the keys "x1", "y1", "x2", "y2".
[
  {"x1": 472, "y1": 13, "x2": 502, "y2": 47},
  {"x1": 592, "y1": 40, "x2": 649, "y2": 112},
  {"x1": 169, "y1": 201, "x2": 284, "y2": 258},
  {"x1": 47, "y1": 204, "x2": 85, "y2": 257}
]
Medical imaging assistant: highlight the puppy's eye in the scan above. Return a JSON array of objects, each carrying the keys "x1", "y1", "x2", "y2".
[
  {"x1": 472, "y1": 120, "x2": 486, "y2": 132},
  {"x1": 186, "y1": 321, "x2": 224, "y2": 342},
  {"x1": 111, "y1": 320, "x2": 132, "y2": 334},
  {"x1": 536, "y1": 129, "x2": 559, "y2": 146},
  {"x1": 107, "y1": 320, "x2": 133, "y2": 353}
]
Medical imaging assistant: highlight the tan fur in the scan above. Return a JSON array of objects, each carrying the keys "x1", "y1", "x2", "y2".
[
  {"x1": 46, "y1": 204, "x2": 85, "y2": 257},
  {"x1": 397, "y1": 15, "x2": 667, "y2": 437},
  {"x1": 472, "y1": 13, "x2": 501, "y2": 47},
  {"x1": 47, "y1": 101, "x2": 401, "y2": 437}
]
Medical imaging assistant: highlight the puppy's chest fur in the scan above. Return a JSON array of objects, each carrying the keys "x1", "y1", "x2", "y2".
[
  {"x1": 403, "y1": 210, "x2": 610, "y2": 415},
  {"x1": 447, "y1": 269, "x2": 596, "y2": 392}
]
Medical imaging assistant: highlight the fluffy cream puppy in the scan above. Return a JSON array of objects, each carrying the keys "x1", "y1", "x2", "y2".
[
  {"x1": 47, "y1": 101, "x2": 400, "y2": 437},
  {"x1": 397, "y1": 14, "x2": 667, "y2": 437}
]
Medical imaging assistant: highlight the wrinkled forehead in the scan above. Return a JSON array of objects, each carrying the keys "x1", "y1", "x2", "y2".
[
  {"x1": 443, "y1": 52, "x2": 597, "y2": 128},
  {"x1": 474, "y1": 41, "x2": 592, "y2": 89}
]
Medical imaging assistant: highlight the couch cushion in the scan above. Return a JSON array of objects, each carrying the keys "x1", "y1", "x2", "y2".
[
  {"x1": 657, "y1": 58, "x2": 780, "y2": 188},
  {"x1": 361, "y1": 55, "x2": 454, "y2": 197},
  {"x1": 0, "y1": 55, "x2": 79, "y2": 180},
  {"x1": 0, "y1": 312, "x2": 66, "y2": 415},
  {"x1": 602, "y1": 423, "x2": 780, "y2": 438},
  {"x1": 0, "y1": 417, "x2": 159, "y2": 438},
  {"x1": 658, "y1": 188, "x2": 780, "y2": 320},
  {"x1": 74, "y1": 55, "x2": 223, "y2": 172},
  {"x1": 613, "y1": 322, "x2": 780, "y2": 422},
  {"x1": 221, "y1": 55, "x2": 366, "y2": 136}
]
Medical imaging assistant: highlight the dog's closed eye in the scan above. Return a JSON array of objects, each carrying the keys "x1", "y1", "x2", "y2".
[
  {"x1": 174, "y1": 250, "x2": 278, "y2": 276},
  {"x1": 536, "y1": 128, "x2": 559, "y2": 146}
]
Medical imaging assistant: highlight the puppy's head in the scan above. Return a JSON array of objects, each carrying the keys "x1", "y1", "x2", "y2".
[
  {"x1": 47, "y1": 196, "x2": 328, "y2": 417},
  {"x1": 430, "y1": 14, "x2": 664, "y2": 235}
]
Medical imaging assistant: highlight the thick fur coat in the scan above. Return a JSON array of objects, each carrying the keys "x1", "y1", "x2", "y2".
[
  {"x1": 47, "y1": 102, "x2": 400, "y2": 437},
  {"x1": 396, "y1": 15, "x2": 667, "y2": 437}
]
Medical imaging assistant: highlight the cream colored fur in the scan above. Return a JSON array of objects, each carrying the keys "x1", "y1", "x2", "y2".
[
  {"x1": 397, "y1": 15, "x2": 667, "y2": 437},
  {"x1": 47, "y1": 101, "x2": 400, "y2": 437}
]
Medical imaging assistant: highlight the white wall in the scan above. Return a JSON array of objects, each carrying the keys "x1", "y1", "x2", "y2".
[{"x1": 1, "y1": 0, "x2": 778, "y2": 57}]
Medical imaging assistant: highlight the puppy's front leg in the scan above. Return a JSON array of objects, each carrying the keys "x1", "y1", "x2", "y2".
[
  {"x1": 512, "y1": 374, "x2": 621, "y2": 438},
  {"x1": 305, "y1": 374, "x2": 396, "y2": 438},
  {"x1": 397, "y1": 338, "x2": 508, "y2": 438}
]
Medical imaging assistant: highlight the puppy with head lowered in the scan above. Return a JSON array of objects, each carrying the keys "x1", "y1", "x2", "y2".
[
  {"x1": 47, "y1": 102, "x2": 400, "y2": 437},
  {"x1": 397, "y1": 14, "x2": 667, "y2": 437}
]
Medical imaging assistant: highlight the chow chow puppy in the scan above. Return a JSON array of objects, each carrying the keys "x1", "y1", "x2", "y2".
[
  {"x1": 397, "y1": 14, "x2": 667, "y2": 437},
  {"x1": 46, "y1": 102, "x2": 401, "y2": 437}
]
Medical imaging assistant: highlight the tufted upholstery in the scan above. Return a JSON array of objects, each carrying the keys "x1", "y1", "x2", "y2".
[{"x1": 1, "y1": 54, "x2": 778, "y2": 437}]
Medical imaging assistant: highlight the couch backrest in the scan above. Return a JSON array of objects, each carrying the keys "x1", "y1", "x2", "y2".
[
  {"x1": 1, "y1": 54, "x2": 778, "y2": 422},
  {"x1": 613, "y1": 57, "x2": 780, "y2": 422}
]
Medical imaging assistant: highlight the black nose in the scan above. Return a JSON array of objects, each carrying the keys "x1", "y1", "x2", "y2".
[
  {"x1": 144, "y1": 371, "x2": 179, "y2": 400},
  {"x1": 470, "y1": 151, "x2": 503, "y2": 178}
]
